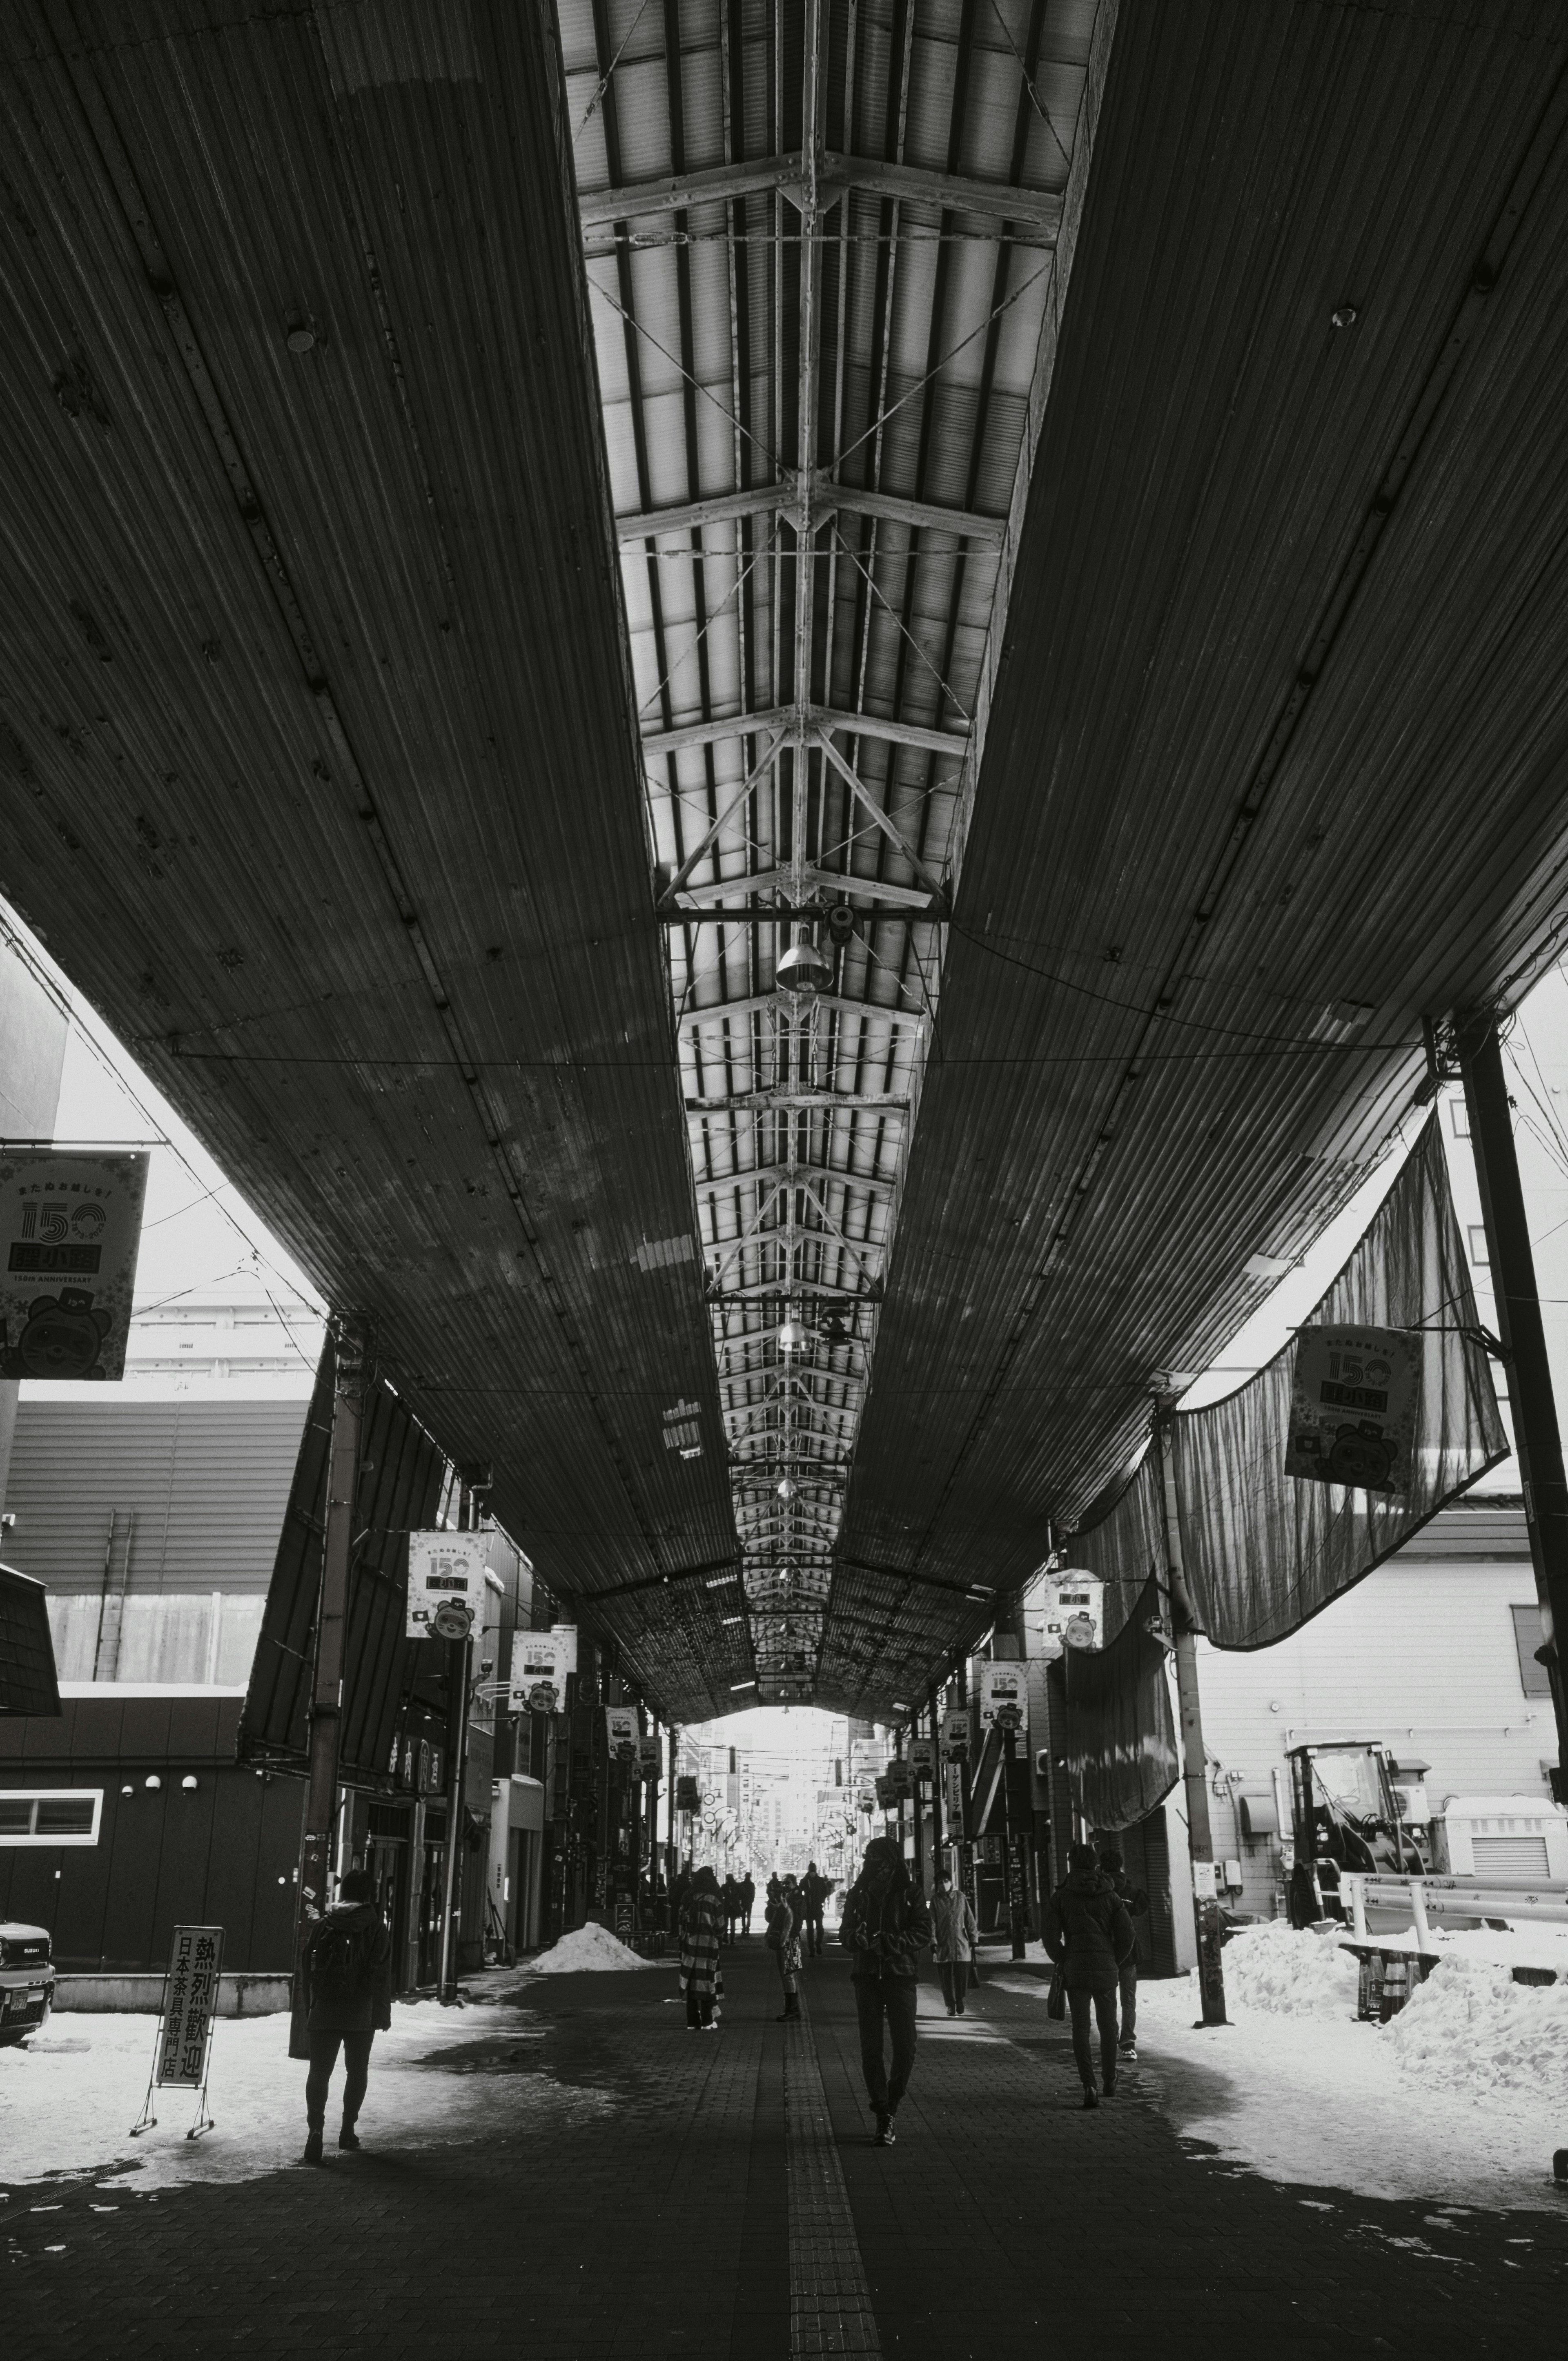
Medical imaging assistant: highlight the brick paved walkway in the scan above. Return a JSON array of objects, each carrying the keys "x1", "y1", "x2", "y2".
[{"x1": 5, "y1": 1942, "x2": 1566, "y2": 2358}]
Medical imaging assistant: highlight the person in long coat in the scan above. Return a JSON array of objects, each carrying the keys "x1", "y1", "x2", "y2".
[
  {"x1": 679, "y1": 1865, "x2": 724, "y2": 2030},
  {"x1": 1042, "y1": 1842, "x2": 1135, "y2": 2108},
  {"x1": 301, "y1": 1867, "x2": 393, "y2": 2165},
  {"x1": 929, "y1": 1869, "x2": 979, "y2": 2016},
  {"x1": 766, "y1": 1882, "x2": 804, "y2": 2020},
  {"x1": 839, "y1": 1836, "x2": 932, "y2": 2145}
]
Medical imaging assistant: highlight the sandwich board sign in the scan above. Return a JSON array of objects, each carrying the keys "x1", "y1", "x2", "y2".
[
  {"x1": 1285, "y1": 1324, "x2": 1419, "y2": 1497},
  {"x1": 406, "y1": 1531, "x2": 484, "y2": 1641},
  {"x1": 131, "y1": 1922, "x2": 223, "y2": 2140}
]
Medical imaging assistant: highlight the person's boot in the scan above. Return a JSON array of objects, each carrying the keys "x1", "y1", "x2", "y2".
[
  {"x1": 338, "y1": 2124, "x2": 361, "y2": 2150},
  {"x1": 1081, "y1": 2086, "x2": 1099, "y2": 2111},
  {"x1": 301, "y1": 2129, "x2": 325, "y2": 2165},
  {"x1": 873, "y1": 2107, "x2": 891, "y2": 2146}
]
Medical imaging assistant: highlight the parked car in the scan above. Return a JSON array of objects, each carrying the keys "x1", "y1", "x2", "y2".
[{"x1": 0, "y1": 1920, "x2": 55, "y2": 2045}]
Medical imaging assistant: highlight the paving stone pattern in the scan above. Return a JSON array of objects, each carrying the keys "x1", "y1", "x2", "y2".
[{"x1": 4, "y1": 1943, "x2": 1566, "y2": 2359}]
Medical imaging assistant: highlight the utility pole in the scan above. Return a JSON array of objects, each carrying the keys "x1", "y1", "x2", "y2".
[
  {"x1": 927, "y1": 1687, "x2": 945, "y2": 1867},
  {"x1": 437, "y1": 1477, "x2": 477, "y2": 2005},
  {"x1": 666, "y1": 1722, "x2": 679, "y2": 1890},
  {"x1": 289, "y1": 1313, "x2": 370, "y2": 2060},
  {"x1": 1458, "y1": 1013, "x2": 1568, "y2": 1769},
  {"x1": 1155, "y1": 1392, "x2": 1228, "y2": 2027}
]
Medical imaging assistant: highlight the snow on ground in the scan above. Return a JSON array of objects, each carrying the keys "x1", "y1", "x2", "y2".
[
  {"x1": 522, "y1": 1924, "x2": 667, "y2": 1974},
  {"x1": 0, "y1": 1969, "x2": 610, "y2": 2196},
  {"x1": 992, "y1": 1923, "x2": 1568, "y2": 2212}
]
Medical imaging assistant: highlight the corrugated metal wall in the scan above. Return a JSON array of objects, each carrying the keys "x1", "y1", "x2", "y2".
[{"x1": 5, "y1": 1397, "x2": 310, "y2": 1597}]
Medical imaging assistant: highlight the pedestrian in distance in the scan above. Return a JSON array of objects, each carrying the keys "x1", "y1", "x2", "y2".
[
  {"x1": 301, "y1": 1866, "x2": 393, "y2": 2165},
  {"x1": 1098, "y1": 1845, "x2": 1149, "y2": 2061},
  {"x1": 720, "y1": 1872, "x2": 741, "y2": 1947},
  {"x1": 930, "y1": 1867, "x2": 978, "y2": 2015},
  {"x1": 739, "y1": 1871, "x2": 756, "y2": 1934},
  {"x1": 766, "y1": 1881, "x2": 803, "y2": 2019},
  {"x1": 679, "y1": 1865, "x2": 724, "y2": 2030},
  {"x1": 800, "y1": 1860, "x2": 831, "y2": 1956},
  {"x1": 1043, "y1": 1842, "x2": 1135, "y2": 2110},
  {"x1": 766, "y1": 1871, "x2": 783, "y2": 1910},
  {"x1": 839, "y1": 1834, "x2": 932, "y2": 2147}
]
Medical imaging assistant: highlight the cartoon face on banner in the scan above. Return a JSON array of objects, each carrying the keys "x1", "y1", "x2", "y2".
[
  {"x1": 406, "y1": 1531, "x2": 484, "y2": 1641},
  {"x1": 908, "y1": 1737, "x2": 936, "y2": 1779},
  {"x1": 636, "y1": 1736, "x2": 663, "y2": 1785},
  {"x1": 605, "y1": 1706, "x2": 639, "y2": 1766},
  {"x1": 978, "y1": 1662, "x2": 1025, "y2": 1731},
  {"x1": 940, "y1": 1707, "x2": 971, "y2": 1766},
  {"x1": 0, "y1": 1151, "x2": 148, "y2": 1382},
  {"x1": 1285, "y1": 1324, "x2": 1420, "y2": 1497},
  {"x1": 1037, "y1": 1573, "x2": 1104, "y2": 1660},
  {"x1": 510, "y1": 1636, "x2": 561, "y2": 1715}
]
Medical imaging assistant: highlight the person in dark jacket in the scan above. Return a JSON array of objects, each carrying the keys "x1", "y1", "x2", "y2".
[
  {"x1": 838, "y1": 1835, "x2": 932, "y2": 2145},
  {"x1": 800, "y1": 1862, "x2": 831, "y2": 1956},
  {"x1": 766, "y1": 1882, "x2": 803, "y2": 2020},
  {"x1": 302, "y1": 1867, "x2": 394, "y2": 2163},
  {"x1": 739, "y1": 1872, "x2": 757, "y2": 1934},
  {"x1": 1099, "y1": 1845, "x2": 1149, "y2": 2060},
  {"x1": 1043, "y1": 1843, "x2": 1135, "y2": 2109}
]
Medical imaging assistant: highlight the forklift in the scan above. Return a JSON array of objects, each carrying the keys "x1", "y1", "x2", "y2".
[{"x1": 1285, "y1": 1740, "x2": 1429, "y2": 1926}]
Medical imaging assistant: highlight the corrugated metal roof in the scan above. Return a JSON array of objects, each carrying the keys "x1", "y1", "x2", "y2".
[{"x1": 0, "y1": 0, "x2": 749, "y2": 1720}]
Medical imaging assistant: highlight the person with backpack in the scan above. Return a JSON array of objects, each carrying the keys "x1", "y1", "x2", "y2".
[
  {"x1": 1043, "y1": 1843, "x2": 1135, "y2": 2109},
  {"x1": 930, "y1": 1867, "x2": 979, "y2": 2015},
  {"x1": 839, "y1": 1835, "x2": 931, "y2": 2146},
  {"x1": 1098, "y1": 1844, "x2": 1149, "y2": 2061},
  {"x1": 765, "y1": 1880, "x2": 803, "y2": 2020},
  {"x1": 301, "y1": 1867, "x2": 393, "y2": 2164}
]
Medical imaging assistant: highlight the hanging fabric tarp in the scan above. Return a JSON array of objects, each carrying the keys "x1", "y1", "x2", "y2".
[
  {"x1": 1049, "y1": 1575, "x2": 1179, "y2": 1832},
  {"x1": 1073, "y1": 1116, "x2": 1507, "y2": 1649}
]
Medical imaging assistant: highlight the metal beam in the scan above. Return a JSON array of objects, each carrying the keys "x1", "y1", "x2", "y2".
[
  {"x1": 686, "y1": 1089, "x2": 909, "y2": 1114},
  {"x1": 579, "y1": 151, "x2": 1062, "y2": 233},
  {"x1": 616, "y1": 479, "x2": 1006, "y2": 548},
  {"x1": 682, "y1": 991, "x2": 928, "y2": 1032},
  {"x1": 817, "y1": 733, "x2": 948, "y2": 901},
  {"x1": 641, "y1": 704, "x2": 967, "y2": 760}
]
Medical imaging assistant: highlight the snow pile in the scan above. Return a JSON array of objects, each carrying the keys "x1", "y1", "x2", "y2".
[
  {"x1": 1218, "y1": 1921, "x2": 1359, "y2": 2019},
  {"x1": 1372, "y1": 1920, "x2": 1568, "y2": 1974},
  {"x1": 1386, "y1": 1954, "x2": 1568, "y2": 2105},
  {"x1": 0, "y1": 1992, "x2": 608, "y2": 2193},
  {"x1": 523, "y1": 1923, "x2": 663, "y2": 1974}
]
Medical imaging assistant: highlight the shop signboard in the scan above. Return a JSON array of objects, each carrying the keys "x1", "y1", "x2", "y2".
[
  {"x1": 406, "y1": 1531, "x2": 484, "y2": 1641},
  {"x1": 907, "y1": 1737, "x2": 936, "y2": 1779},
  {"x1": 939, "y1": 1707, "x2": 971, "y2": 1766},
  {"x1": 509, "y1": 1634, "x2": 562, "y2": 1715},
  {"x1": 1037, "y1": 1573, "x2": 1105, "y2": 1661},
  {"x1": 1285, "y1": 1324, "x2": 1420, "y2": 1496},
  {"x1": 154, "y1": 1924, "x2": 223, "y2": 2086},
  {"x1": 605, "y1": 1706, "x2": 639, "y2": 1766},
  {"x1": 0, "y1": 1149, "x2": 148, "y2": 1382},
  {"x1": 978, "y1": 1661, "x2": 1025, "y2": 1732},
  {"x1": 551, "y1": 1623, "x2": 579, "y2": 1677},
  {"x1": 636, "y1": 1736, "x2": 662, "y2": 1785},
  {"x1": 874, "y1": 1774, "x2": 898, "y2": 1808},
  {"x1": 884, "y1": 1755, "x2": 912, "y2": 1798}
]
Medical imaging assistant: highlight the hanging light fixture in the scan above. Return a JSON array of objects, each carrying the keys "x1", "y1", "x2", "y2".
[
  {"x1": 777, "y1": 1312, "x2": 811, "y2": 1354},
  {"x1": 776, "y1": 938, "x2": 831, "y2": 994},
  {"x1": 777, "y1": 1476, "x2": 797, "y2": 1501}
]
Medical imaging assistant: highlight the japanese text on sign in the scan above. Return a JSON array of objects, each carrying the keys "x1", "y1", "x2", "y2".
[{"x1": 155, "y1": 1924, "x2": 224, "y2": 2087}]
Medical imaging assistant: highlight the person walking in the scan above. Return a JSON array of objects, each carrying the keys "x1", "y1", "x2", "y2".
[
  {"x1": 1098, "y1": 1845, "x2": 1149, "y2": 2062},
  {"x1": 766, "y1": 1871, "x2": 783, "y2": 1911},
  {"x1": 739, "y1": 1871, "x2": 756, "y2": 1934},
  {"x1": 767, "y1": 1880, "x2": 803, "y2": 2020},
  {"x1": 720, "y1": 1873, "x2": 741, "y2": 1947},
  {"x1": 301, "y1": 1867, "x2": 393, "y2": 2165},
  {"x1": 1043, "y1": 1842, "x2": 1135, "y2": 2109},
  {"x1": 679, "y1": 1865, "x2": 724, "y2": 2030},
  {"x1": 930, "y1": 1868, "x2": 978, "y2": 2016},
  {"x1": 839, "y1": 1835, "x2": 931, "y2": 2146},
  {"x1": 800, "y1": 1861, "x2": 830, "y2": 1957}
]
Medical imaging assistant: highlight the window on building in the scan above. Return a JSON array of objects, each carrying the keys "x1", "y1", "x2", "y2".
[
  {"x1": 0, "y1": 1789, "x2": 103, "y2": 1844},
  {"x1": 1512, "y1": 1605, "x2": 1553, "y2": 1698},
  {"x1": 1468, "y1": 1225, "x2": 1491, "y2": 1267},
  {"x1": 1450, "y1": 1098, "x2": 1471, "y2": 1138}
]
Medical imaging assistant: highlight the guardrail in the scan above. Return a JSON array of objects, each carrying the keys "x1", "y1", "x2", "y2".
[{"x1": 1340, "y1": 1871, "x2": 1568, "y2": 1945}]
